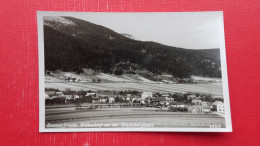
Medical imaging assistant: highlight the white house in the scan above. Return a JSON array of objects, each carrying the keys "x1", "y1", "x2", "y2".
[
  {"x1": 141, "y1": 92, "x2": 153, "y2": 99},
  {"x1": 211, "y1": 101, "x2": 225, "y2": 112},
  {"x1": 213, "y1": 96, "x2": 224, "y2": 99},
  {"x1": 109, "y1": 97, "x2": 115, "y2": 103},
  {"x1": 73, "y1": 94, "x2": 80, "y2": 99},
  {"x1": 86, "y1": 93, "x2": 96, "y2": 96}
]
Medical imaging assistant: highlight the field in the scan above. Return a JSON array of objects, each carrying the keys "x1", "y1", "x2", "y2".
[
  {"x1": 45, "y1": 82, "x2": 223, "y2": 96},
  {"x1": 45, "y1": 109, "x2": 225, "y2": 128}
]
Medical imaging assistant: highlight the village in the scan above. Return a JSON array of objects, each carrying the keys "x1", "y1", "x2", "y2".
[{"x1": 45, "y1": 89, "x2": 225, "y2": 114}]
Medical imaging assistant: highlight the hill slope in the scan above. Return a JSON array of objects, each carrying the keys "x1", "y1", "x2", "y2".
[{"x1": 43, "y1": 16, "x2": 221, "y2": 78}]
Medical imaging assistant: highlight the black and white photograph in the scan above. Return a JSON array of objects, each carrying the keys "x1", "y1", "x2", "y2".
[{"x1": 38, "y1": 11, "x2": 232, "y2": 132}]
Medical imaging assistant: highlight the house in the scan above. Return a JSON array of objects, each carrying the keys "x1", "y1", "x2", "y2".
[
  {"x1": 99, "y1": 97, "x2": 107, "y2": 103},
  {"x1": 45, "y1": 93, "x2": 50, "y2": 99},
  {"x1": 141, "y1": 92, "x2": 153, "y2": 99},
  {"x1": 140, "y1": 100, "x2": 146, "y2": 104},
  {"x1": 56, "y1": 92, "x2": 63, "y2": 96},
  {"x1": 187, "y1": 94, "x2": 197, "y2": 100},
  {"x1": 170, "y1": 102, "x2": 185, "y2": 108},
  {"x1": 109, "y1": 97, "x2": 115, "y2": 103},
  {"x1": 86, "y1": 93, "x2": 96, "y2": 97},
  {"x1": 165, "y1": 97, "x2": 174, "y2": 102},
  {"x1": 188, "y1": 106, "x2": 211, "y2": 113},
  {"x1": 62, "y1": 95, "x2": 73, "y2": 100},
  {"x1": 126, "y1": 97, "x2": 131, "y2": 102},
  {"x1": 50, "y1": 95, "x2": 60, "y2": 99},
  {"x1": 211, "y1": 101, "x2": 225, "y2": 112},
  {"x1": 73, "y1": 94, "x2": 80, "y2": 99},
  {"x1": 160, "y1": 101, "x2": 170, "y2": 106},
  {"x1": 191, "y1": 99, "x2": 202, "y2": 105},
  {"x1": 152, "y1": 97, "x2": 166, "y2": 105},
  {"x1": 213, "y1": 96, "x2": 223, "y2": 99},
  {"x1": 201, "y1": 101, "x2": 210, "y2": 107},
  {"x1": 194, "y1": 97, "x2": 201, "y2": 100},
  {"x1": 131, "y1": 98, "x2": 138, "y2": 103},
  {"x1": 162, "y1": 94, "x2": 170, "y2": 97},
  {"x1": 45, "y1": 91, "x2": 55, "y2": 96}
]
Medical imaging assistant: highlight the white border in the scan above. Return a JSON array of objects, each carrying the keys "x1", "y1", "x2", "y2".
[{"x1": 37, "y1": 11, "x2": 232, "y2": 132}]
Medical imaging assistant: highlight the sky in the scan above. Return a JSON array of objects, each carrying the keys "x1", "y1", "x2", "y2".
[{"x1": 68, "y1": 12, "x2": 222, "y2": 49}]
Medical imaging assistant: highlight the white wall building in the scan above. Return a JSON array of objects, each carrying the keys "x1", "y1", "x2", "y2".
[{"x1": 141, "y1": 92, "x2": 153, "y2": 99}]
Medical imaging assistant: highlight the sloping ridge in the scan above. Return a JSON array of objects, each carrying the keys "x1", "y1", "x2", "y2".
[{"x1": 43, "y1": 16, "x2": 222, "y2": 78}]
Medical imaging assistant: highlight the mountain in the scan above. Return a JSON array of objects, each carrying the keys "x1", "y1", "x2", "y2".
[{"x1": 43, "y1": 16, "x2": 222, "y2": 78}]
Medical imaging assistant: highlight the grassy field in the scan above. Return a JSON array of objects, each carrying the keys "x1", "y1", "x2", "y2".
[{"x1": 45, "y1": 82, "x2": 223, "y2": 95}]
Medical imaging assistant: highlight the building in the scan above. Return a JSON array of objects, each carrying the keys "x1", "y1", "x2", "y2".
[
  {"x1": 109, "y1": 97, "x2": 115, "y2": 103},
  {"x1": 141, "y1": 92, "x2": 153, "y2": 99},
  {"x1": 99, "y1": 97, "x2": 107, "y2": 103},
  {"x1": 126, "y1": 97, "x2": 131, "y2": 102},
  {"x1": 191, "y1": 99, "x2": 202, "y2": 105},
  {"x1": 170, "y1": 102, "x2": 185, "y2": 108},
  {"x1": 62, "y1": 95, "x2": 73, "y2": 100},
  {"x1": 201, "y1": 101, "x2": 210, "y2": 107},
  {"x1": 73, "y1": 94, "x2": 80, "y2": 99},
  {"x1": 152, "y1": 97, "x2": 166, "y2": 105},
  {"x1": 188, "y1": 106, "x2": 211, "y2": 113},
  {"x1": 56, "y1": 92, "x2": 63, "y2": 96},
  {"x1": 67, "y1": 95, "x2": 73, "y2": 100},
  {"x1": 213, "y1": 96, "x2": 223, "y2": 99},
  {"x1": 187, "y1": 94, "x2": 197, "y2": 100},
  {"x1": 86, "y1": 93, "x2": 96, "y2": 97},
  {"x1": 45, "y1": 93, "x2": 50, "y2": 99},
  {"x1": 45, "y1": 91, "x2": 55, "y2": 96},
  {"x1": 162, "y1": 94, "x2": 169, "y2": 97},
  {"x1": 165, "y1": 97, "x2": 174, "y2": 102},
  {"x1": 211, "y1": 101, "x2": 225, "y2": 112}
]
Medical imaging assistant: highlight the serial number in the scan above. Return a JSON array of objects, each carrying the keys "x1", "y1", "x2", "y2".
[{"x1": 209, "y1": 124, "x2": 221, "y2": 128}]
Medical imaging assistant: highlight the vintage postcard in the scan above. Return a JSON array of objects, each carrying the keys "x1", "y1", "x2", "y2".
[{"x1": 38, "y1": 11, "x2": 232, "y2": 132}]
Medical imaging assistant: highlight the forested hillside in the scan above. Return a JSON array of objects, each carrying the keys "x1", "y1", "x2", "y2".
[{"x1": 44, "y1": 16, "x2": 222, "y2": 78}]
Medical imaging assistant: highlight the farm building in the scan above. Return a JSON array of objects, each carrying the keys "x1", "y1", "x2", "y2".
[{"x1": 211, "y1": 101, "x2": 225, "y2": 112}]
